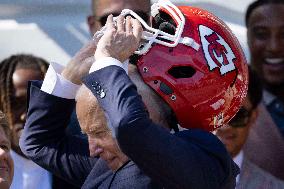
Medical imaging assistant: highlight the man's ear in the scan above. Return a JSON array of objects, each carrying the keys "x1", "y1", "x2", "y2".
[{"x1": 87, "y1": 15, "x2": 96, "y2": 35}]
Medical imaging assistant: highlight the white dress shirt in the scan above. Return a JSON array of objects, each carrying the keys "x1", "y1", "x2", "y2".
[
  {"x1": 10, "y1": 150, "x2": 52, "y2": 189},
  {"x1": 41, "y1": 58, "x2": 127, "y2": 98}
]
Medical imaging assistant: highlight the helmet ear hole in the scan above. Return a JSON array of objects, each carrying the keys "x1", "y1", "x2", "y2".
[{"x1": 168, "y1": 66, "x2": 196, "y2": 79}]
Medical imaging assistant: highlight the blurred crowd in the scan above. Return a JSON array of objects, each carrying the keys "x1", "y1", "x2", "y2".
[{"x1": 0, "y1": 0, "x2": 284, "y2": 189}]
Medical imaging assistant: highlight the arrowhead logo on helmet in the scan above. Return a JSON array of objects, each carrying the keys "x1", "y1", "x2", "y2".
[{"x1": 199, "y1": 25, "x2": 237, "y2": 75}]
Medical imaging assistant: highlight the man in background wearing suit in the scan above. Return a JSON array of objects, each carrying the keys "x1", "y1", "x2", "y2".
[
  {"x1": 244, "y1": 0, "x2": 284, "y2": 180},
  {"x1": 87, "y1": 0, "x2": 150, "y2": 35},
  {"x1": 215, "y1": 68, "x2": 284, "y2": 189}
]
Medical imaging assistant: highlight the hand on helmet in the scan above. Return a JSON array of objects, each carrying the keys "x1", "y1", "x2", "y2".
[{"x1": 95, "y1": 15, "x2": 143, "y2": 63}]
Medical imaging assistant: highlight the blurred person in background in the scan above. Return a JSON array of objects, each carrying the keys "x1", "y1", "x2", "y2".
[
  {"x1": 0, "y1": 54, "x2": 78, "y2": 189},
  {"x1": 215, "y1": 68, "x2": 284, "y2": 189},
  {"x1": 87, "y1": 0, "x2": 150, "y2": 35},
  {"x1": 0, "y1": 111, "x2": 14, "y2": 189},
  {"x1": 244, "y1": 0, "x2": 284, "y2": 180}
]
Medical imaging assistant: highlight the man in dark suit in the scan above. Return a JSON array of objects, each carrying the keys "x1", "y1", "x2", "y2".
[
  {"x1": 21, "y1": 1, "x2": 244, "y2": 188},
  {"x1": 244, "y1": 0, "x2": 284, "y2": 180},
  {"x1": 20, "y1": 76, "x2": 158, "y2": 188}
]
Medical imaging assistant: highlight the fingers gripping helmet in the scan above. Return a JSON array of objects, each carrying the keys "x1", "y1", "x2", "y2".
[{"x1": 124, "y1": 0, "x2": 248, "y2": 131}]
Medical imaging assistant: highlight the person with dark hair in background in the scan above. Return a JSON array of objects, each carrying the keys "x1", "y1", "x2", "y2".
[
  {"x1": 0, "y1": 111, "x2": 14, "y2": 189},
  {"x1": 244, "y1": 0, "x2": 284, "y2": 180},
  {"x1": 215, "y1": 67, "x2": 284, "y2": 188},
  {"x1": 0, "y1": 54, "x2": 78, "y2": 189}
]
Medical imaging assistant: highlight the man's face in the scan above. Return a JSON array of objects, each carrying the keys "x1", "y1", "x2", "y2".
[
  {"x1": 76, "y1": 76, "x2": 170, "y2": 170},
  {"x1": 0, "y1": 127, "x2": 14, "y2": 189},
  {"x1": 11, "y1": 68, "x2": 43, "y2": 156},
  {"x1": 247, "y1": 4, "x2": 284, "y2": 88},
  {"x1": 76, "y1": 87, "x2": 128, "y2": 171},
  {"x1": 88, "y1": 0, "x2": 150, "y2": 34},
  {"x1": 214, "y1": 98, "x2": 257, "y2": 158}
]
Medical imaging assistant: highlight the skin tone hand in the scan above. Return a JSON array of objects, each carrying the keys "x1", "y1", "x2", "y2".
[
  {"x1": 61, "y1": 39, "x2": 99, "y2": 85},
  {"x1": 62, "y1": 15, "x2": 142, "y2": 84},
  {"x1": 95, "y1": 15, "x2": 143, "y2": 63}
]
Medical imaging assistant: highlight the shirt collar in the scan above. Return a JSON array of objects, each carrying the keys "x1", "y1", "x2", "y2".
[
  {"x1": 233, "y1": 150, "x2": 244, "y2": 184},
  {"x1": 263, "y1": 90, "x2": 277, "y2": 106}
]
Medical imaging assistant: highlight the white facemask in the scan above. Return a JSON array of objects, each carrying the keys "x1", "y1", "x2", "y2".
[{"x1": 93, "y1": 0, "x2": 200, "y2": 55}]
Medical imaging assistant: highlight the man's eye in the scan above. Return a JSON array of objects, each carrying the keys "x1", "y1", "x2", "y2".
[
  {"x1": 0, "y1": 145, "x2": 10, "y2": 151},
  {"x1": 253, "y1": 29, "x2": 269, "y2": 40}
]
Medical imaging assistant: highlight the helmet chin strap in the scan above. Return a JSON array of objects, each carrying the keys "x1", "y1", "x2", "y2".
[{"x1": 93, "y1": 0, "x2": 200, "y2": 55}]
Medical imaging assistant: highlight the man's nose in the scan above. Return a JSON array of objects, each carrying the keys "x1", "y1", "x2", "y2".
[
  {"x1": 267, "y1": 34, "x2": 282, "y2": 53},
  {"x1": 0, "y1": 148, "x2": 8, "y2": 160},
  {"x1": 88, "y1": 138, "x2": 103, "y2": 157}
]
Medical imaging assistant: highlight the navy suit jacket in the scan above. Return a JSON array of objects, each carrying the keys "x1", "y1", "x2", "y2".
[
  {"x1": 20, "y1": 81, "x2": 158, "y2": 189},
  {"x1": 82, "y1": 65, "x2": 239, "y2": 189}
]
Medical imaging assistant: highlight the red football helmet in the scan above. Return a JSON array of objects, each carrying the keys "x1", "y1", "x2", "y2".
[{"x1": 120, "y1": 0, "x2": 248, "y2": 131}]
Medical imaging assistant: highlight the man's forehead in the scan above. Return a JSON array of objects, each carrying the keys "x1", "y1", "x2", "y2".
[
  {"x1": 94, "y1": 0, "x2": 150, "y2": 16},
  {"x1": 81, "y1": 122, "x2": 110, "y2": 135},
  {"x1": 249, "y1": 4, "x2": 284, "y2": 27}
]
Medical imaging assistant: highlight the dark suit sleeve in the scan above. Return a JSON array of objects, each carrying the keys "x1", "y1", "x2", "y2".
[
  {"x1": 19, "y1": 81, "x2": 97, "y2": 187},
  {"x1": 83, "y1": 65, "x2": 238, "y2": 189}
]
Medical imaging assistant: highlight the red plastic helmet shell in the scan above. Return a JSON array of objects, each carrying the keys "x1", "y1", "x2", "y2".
[{"x1": 137, "y1": 6, "x2": 248, "y2": 132}]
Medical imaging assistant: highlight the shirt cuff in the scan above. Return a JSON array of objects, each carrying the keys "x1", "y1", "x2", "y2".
[
  {"x1": 89, "y1": 57, "x2": 128, "y2": 74},
  {"x1": 41, "y1": 62, "x2": 80, "y2": 99}
]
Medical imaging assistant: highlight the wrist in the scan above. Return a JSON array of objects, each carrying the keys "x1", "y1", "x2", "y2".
[
  {"x1": 61, "y1": 68, "x2": 81, "y2": 85},
  {"x1": 95, "y1": 50, "x2": 126, "y2": 63},
  {"x1": 95, "y1": 52, "x2": 112, "y2": 62}
]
